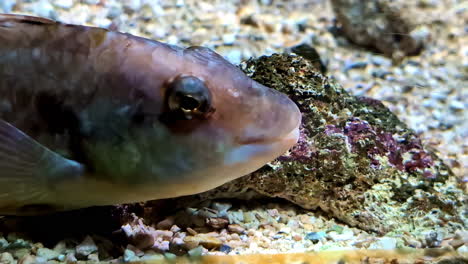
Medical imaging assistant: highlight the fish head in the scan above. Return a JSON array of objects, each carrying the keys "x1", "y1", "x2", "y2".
[
  {"x1": 149, "y1": 46, "x2": 300, "y2": 192},
  {"x1": 89, "y1": 46, "x2": 301, "y2": 197}
]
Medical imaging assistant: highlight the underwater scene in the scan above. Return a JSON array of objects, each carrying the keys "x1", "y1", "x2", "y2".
[{"x1": 0, "y1": 0, "x2": 466, "y2": 263}]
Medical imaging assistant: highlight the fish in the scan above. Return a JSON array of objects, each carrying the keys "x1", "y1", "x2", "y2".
[{"x1": 0, "y1": 14, "x2": 301, "y2": 215}]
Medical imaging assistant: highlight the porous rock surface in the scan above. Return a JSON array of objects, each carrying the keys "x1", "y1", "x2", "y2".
[{"x1": 176, "y1": 54, "x2": 466, "y2": 235}]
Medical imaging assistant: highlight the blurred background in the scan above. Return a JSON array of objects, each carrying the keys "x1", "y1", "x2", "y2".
[{"x1": 1, "y1": 0, "x2": 466, "y2": 178}]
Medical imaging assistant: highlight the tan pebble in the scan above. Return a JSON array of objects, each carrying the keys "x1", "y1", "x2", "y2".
[
  {"x1": 184, "y1": 234, "x2": 222, "y2": 249},
  {"x1": 13, "y1": 248, "x2": 30, "y2": 259},
  {"x1": 170, "y1": 225, "x2": 181, "y2": 233},
  {"x1": 449, "y1": 239, "x2": 465, "y2": 249},
  {"x1": 298, "y1": 215, "x2": 311, "y2": 224},
  {"x1": 156, "y1": 217, "x2": 175, "y2": 230},
  {"x1": 0, "y1": 252, "x2": 14, "y2": 263},
  {"x1": 186, "y1": 227, "x2": 198, "y2": 236},
  {"x1": 293, "y1": 235, "x2": 303, "y2": 241},
  {"x1": 228, "y1": 224, "x2": 245, "y2": 234},
  {"x1": 230, "y1": 234, "x2": 240, "y2": 241},
  {"x1": 88, "y1": 253, "x2": 99, "y2": 261},
  {"x1": 206, "y1": 218, "x2": 229, "y2": 229},
  {"x1": 132, "y1": 233, "x2": 155, "y2": 250},
  {"x1": 182, "y1": 236, "x2": 200, "y2": 250},
  {"x1": 18, "y1": 254, "x2": 36, "y2": 264}
]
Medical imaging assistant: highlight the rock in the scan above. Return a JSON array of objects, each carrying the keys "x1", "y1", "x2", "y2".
[
  {"x1": 369, "y1": 237, "x2": 398, "y2": 250},
  {"x1": 305, "y1": 231, "x2": 326, "y2": 242},
  {"x1": 76, "y1": 235, "x2": 98, "y2": 258},
  {"x1": 140, "y1": 250, "x2": 164, "y2": 261},
  {"x1": 330, "y1": 0, "x2": 425, "y2": 57},
  {"x1": 228, "y1": 224, "x2": 246, "y2": 234},
  {"x1": 53, "y1": 0, "x2": 73, "y2": 9},
  {"x1": 123, "y1": 248, "x2": 139, "y2": 262},
  {"x1": 18, "y1": 254, "x2": 36, "y2": 264},
  {"x1": 36, "y1": 247, "x2": 60, "y2": 261},
  {"x1": 0, "y1": 0, "x2": 15, "y2": 12},
  {"x1": 289, "y1": 43, "x2": 327, "y2": 74},
  {"x1": 0, "y1": 252, "x2": 14, "y2": 264},
  {"x1": 179, "y1": 54, "x2": 465, "y2": 235},
  {"x1": 13, "y1": 248, "x2": 30, "y2": 259},
  {"x1": 184, "y1": 234, "x2": 222, "y2": 249}
]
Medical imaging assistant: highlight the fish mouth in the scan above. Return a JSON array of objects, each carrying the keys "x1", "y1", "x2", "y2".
[{"x1": 224, "y1": 125, "x2": 300, "y2": 167}]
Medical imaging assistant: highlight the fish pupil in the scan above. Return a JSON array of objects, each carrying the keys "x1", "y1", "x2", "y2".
[{"x1": 179, "y1": 94, "x2": 201, "y2": 111}]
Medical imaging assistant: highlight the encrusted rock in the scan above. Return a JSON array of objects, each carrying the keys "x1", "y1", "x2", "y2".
[
  {"x1": 177, "y1": 54, "x2": 465, "y2": 235},
  {"x1": 330, "y1": 0, "x2": 427, "y2": 58}
]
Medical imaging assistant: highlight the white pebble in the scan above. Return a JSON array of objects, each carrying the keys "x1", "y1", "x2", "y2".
[{"x1": 52, "y1": 0, "x2": 73, "y2": 9}]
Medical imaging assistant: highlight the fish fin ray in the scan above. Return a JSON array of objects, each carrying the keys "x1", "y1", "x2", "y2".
[{"x1": 0, "y1": 120, "x2": 84, "y2": 211}]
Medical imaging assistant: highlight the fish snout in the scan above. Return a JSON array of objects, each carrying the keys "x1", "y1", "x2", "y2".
[{"x1": 239, "y1": 83, "x2": 301, "y2": 148}]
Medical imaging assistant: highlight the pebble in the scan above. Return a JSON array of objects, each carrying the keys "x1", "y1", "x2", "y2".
[
  {"x1": 184, "y1": 234, "x2": 222, "y2": 249},
  {"x1": 53, "y1": 0, "x2": 73, "y2": 9},
  {"x1": 36, "y1": 247, "x2": 60, "y2": 261},
  {"x1": 0, "y1": 0, "x2": 15, "y2": 12},
  {"x1": 140, "y1": 251, "x2": 164, "y2": 261},
  {"x1": 0, "y1": 252, "x2": 14, "y2": 263},
  {"x1": 32, "y1": 0, "x2": 56, "y2": 18},
  {"x1": 457, "y1": 245, "x2": 468, "y2": 253},
  {"x1": 327, "y1": 229, "x2": 355, "y2": 242},
  {"x1": 228, "y1": 224, "x2": 246, "y2": 234},
  {"x1": 187, "y1": 246, "x2": 204, "y2": 257},
  {"x1": 304, "y1": 231, "x2": 326, "y2": 242},
  {"x1": 123, "y1": 248, "x2": 139, "y2": 262},
  {"x1": 0, "y1": 237, "x2": 8, "y2": 248},
  {"x1": 18, "y1": 254, "x2": 36, "y2": 264},
  {"x1": 368, "y1": 237, "x2": 398, "y2": 250},
  {"x1": 12, "y1": 248, "x2": 30, "y2": 259},
  {"x1": 76, "y1": 236, "x2": 98, "y2": 257},
  {"x1": 449, "y1": 101, "x2": 465, "y2": 111}
]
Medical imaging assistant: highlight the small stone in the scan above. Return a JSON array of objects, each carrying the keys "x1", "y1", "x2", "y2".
[
  {"x1": 305, "y1": 231, "x2": 326, "y2": 242},
  {"x1": 369, "y1": 237, "x2": 398, "y2": 250},
  {"x1": 13, "y1": 248, "x2": 31, "y2": 259},
  {"x1": 450, "y1": 101, "x2": 465, "y2": 111},
  {"x1": 76, "y1": 236, "x2": 98, "y2": 257},
  {"x1": 228, "y1": 224, "x2": 245, "y2": 234},
  {"x1": 449, "y1": 240, "x2": 465, "y2": 249},
  {"x1": 140, "y1": 250, "x2": 164, "y2": 261},
  {"x1": 222, "y1": 34, "x2": 236, "y2": 45},
  {"x1": 187, "y1": 246, "x2": 204, "y2": 257},
  {"x1": 65, "y1": 253, "x2": 77, "y2": 262},
  {"x1": 156, "y1": 217, "x2": 175, "y2": 230},
  {"x1": 53, "y1": 0, "x2": 73, "y2": 9},
  {"x1": 0, "y1": 0, "x2": 15, "y2": 12},
  {"x1": 293, "y1": 234, "x2": 303, "y2": 241},
  {"x1": 0, "y1": 252, "x2": 14, "y2": 263},
  {"x1": 212, "y1": 202, "x2": 232, "y2": 217},
  {"x1": 328, "y1": 229, "x2": 354, "y2": 241},
  {"x1": 52, "y1": 241, "x2": 67, "y2": 254},
  {"x1": 18, "y1": 254, "x2": 36, "y2": 264},
  {"x1": 88, "y1": 253, "x2": 99, "y2": 262},
  {"x1": 37, "y1": 247, "x2": 60, "y2": 261},
  {"x1": 457, "y1": 245, "x2": 468, "y2": 253},
  {"x1": 186, "y1": 227, "x2": 198, "y2": 236},
  {"x1": 184, "y1": 234, "x2": 222, "y2": 249},
  {"x1": 0, "y1": 237, "x2": 8, "y2": 249},
  {"x1": 33, "y1": 0, "x2": 56, "y2": 18},
  {"x1": 164, "y1": 253, "x2": 177, "y2": 260},
  {"x1": 123, "y1": 248, "x2": 139, "y2": 262},
  {"x1": 206, "y1": 217, "x2": 229, "y2": 229},
  {"x1": 219, "y1": 244, "x2": 232, "y2": 254}
]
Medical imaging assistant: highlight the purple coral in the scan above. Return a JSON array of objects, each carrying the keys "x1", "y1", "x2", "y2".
[{"x1": 340, "y1": 118, "x2": 434, "y2": 177}]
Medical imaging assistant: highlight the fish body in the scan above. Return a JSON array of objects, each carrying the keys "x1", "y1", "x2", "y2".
[{"x1": 0, "y1": 14, "x2": 301, "y2": 215}]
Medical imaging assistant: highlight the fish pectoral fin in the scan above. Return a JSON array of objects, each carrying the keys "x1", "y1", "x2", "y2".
[{"x1": 0, "y1": 119, "x2": 84, "y2": 205}]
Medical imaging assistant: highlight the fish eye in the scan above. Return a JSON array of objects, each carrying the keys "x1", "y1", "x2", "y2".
[{"x1": 166, "y1": 75, "x2": 213, "y2": 119}]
